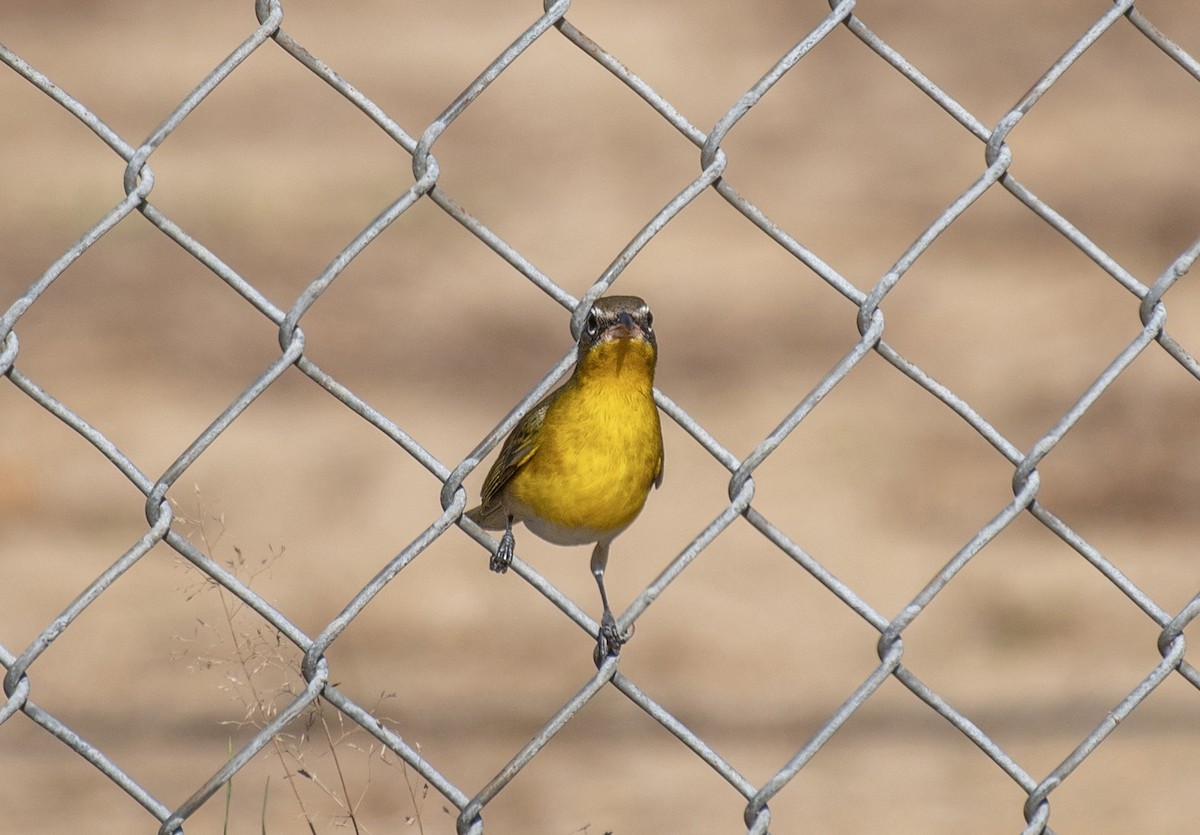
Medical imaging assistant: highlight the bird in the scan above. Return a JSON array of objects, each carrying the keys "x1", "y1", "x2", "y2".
[{"x1": 465, "y1": 295, "x2": 664, "y2": 658}]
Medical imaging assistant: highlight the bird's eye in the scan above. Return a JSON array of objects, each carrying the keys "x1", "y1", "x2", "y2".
[
  {"x1": 644, "y1": 311, "x2": 653, "y2": 331},
  {"x1": 585, "y1": 311, "x2": 600, "y2": 338}
]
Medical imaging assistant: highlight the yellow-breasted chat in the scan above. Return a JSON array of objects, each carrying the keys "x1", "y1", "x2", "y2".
[{"x1": 465, "y1": 295, "x2": 663, "y2": 657}]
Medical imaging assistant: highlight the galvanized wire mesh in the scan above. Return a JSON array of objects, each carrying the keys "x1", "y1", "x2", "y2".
[{"x1": 3, "y1": 1, "x2": 1200, "y2": 833}]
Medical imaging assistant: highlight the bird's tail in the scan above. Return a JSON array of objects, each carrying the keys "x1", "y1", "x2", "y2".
[{"x1": 463, "y1": 504, "x2": 505, "y2": 530}]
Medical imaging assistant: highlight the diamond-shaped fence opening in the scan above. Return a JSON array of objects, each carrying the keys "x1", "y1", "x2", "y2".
[{"x1": 2, "y1": 1, "x2": 1200, "y2": 833}]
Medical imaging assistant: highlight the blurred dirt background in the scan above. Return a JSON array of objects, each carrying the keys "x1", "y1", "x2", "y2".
[{"x1": 3, "y1": 1, "x2": 1200, "y2": 832}]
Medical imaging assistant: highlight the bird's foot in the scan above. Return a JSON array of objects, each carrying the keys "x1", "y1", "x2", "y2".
[
  {"x1": 490, "y1": 527, "x2": 515, "y2": 574},
  {"x1": 594, "y1": 610, "x2": 627, "y2": 664}
]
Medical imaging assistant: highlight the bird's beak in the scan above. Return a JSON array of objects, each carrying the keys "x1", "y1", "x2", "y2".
[{"x1": 609, "y1": 311, "x2": 642, "y2": 340}]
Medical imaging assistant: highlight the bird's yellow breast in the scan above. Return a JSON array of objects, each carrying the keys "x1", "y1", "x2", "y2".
[{"x1": 507, "y1": 338, "x2": 662, "y2": 539}]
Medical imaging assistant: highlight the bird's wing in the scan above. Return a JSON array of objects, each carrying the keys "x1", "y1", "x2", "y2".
[{"x1": 479, "y1": 388, "x2": 559, "y2": 512}]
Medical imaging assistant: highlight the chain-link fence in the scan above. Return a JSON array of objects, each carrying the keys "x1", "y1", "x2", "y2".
[{"x1": 3, "y1": 1, "x2": 1200, "y2": 832}]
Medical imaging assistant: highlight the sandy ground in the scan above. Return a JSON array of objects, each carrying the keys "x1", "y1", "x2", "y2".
[{"x1": 3, "y1": 1, "x2": 1200, "y2": 832}]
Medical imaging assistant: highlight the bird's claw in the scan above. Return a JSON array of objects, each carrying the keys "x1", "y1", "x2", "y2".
[
  {"x1": 594, "y1": 610, "x2": 627, "y2": 664},
  {"x1": 490, "y1": 528, "x2": 514, "y2": 574}
]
